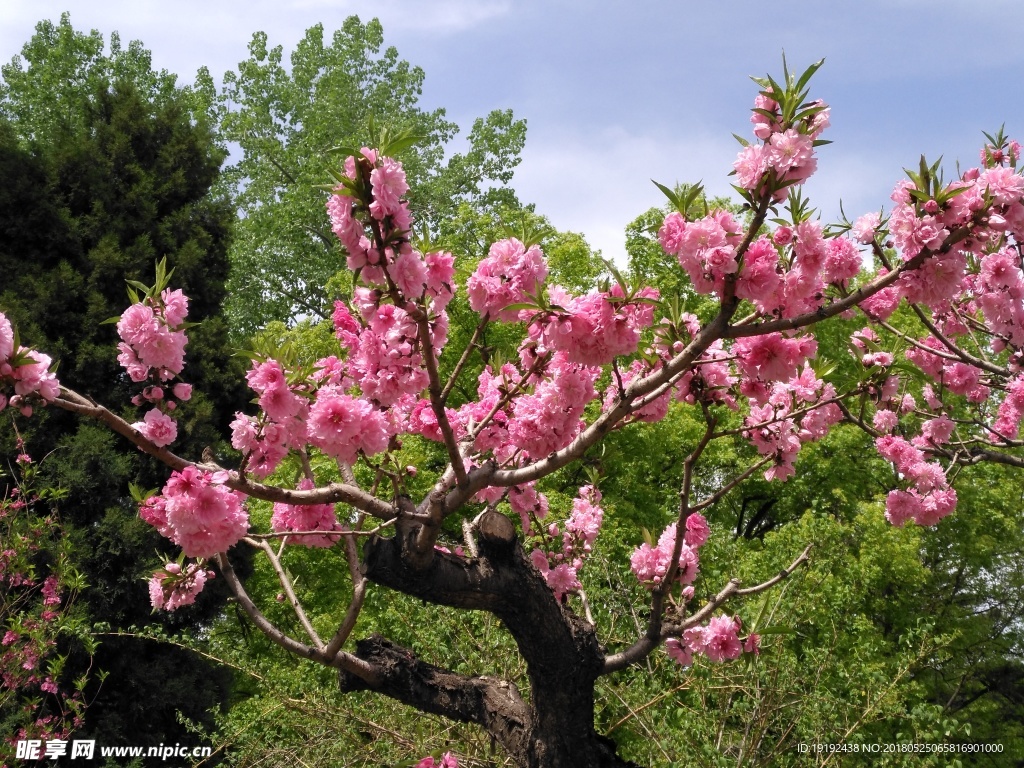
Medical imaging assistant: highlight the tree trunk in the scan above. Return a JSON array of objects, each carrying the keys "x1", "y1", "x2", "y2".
[{"x1": 341, "y1": 511, "x2": 640, "y2": 768}]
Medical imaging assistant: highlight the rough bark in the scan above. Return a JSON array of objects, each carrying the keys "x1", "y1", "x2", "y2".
[{"x1": 343, "y1": 510, "x2": 639, "y2": 768}]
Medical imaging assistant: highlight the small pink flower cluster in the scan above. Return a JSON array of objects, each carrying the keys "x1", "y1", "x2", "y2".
[
  {"x1": 139, "y1": 467, "x2": 249, "y2": 558},
  {"x1": 270, "y1": 478, "x2": 345, "y2": 548},
  {"x1": 994, "y1": 375, "x2": 1024, "y2": 439},
  {"x1": 876, "y1": 434, "x2": 957, "y2": 526},
  {"x1": 530, "y1": 486, "x2": 605, "y2": 601},
  {"x1": 347, "y1": 287, "x2": 445, "y2": 407},
  {"x1": 508, "y1": 351, "x2": 598, "y2": 459},
  {"x1": 116, "y1": 289, "x2": 188, "y2": 381},
  {"x1": 604, "y1": 359, "x2": 673, "y2": 423},
  {"x1": 328, "y1": 149, "x2": 408, "y2": 286},
  {"x1": 117, "y1": 291, "x2": 192, "y2": 447},
  {"x1": 733, "y1": 90, "x2": 828, "y2": 201},
  {"x1": 534, "y1": 284, "x2": 659, "y2": 367},
  {"x1": 508, "y1": 481, "x2": 549, "y2": 533},
  {"x1": 664, "y1": 320, "x2": 737, "y2": 409},
  {"x1": 327, "y1": 151, "x2": 456, "y2": 323},
  {"x1": 0, "y1": 311, "x2": 61, "y2": 416},
  {"x1": 734, "y1": 333, "x2": 818, "y2": 387},
  {"x1": 658, "y1": 209, "x2": 745, "y2": 297},
  {"x1": 850, "y1": 327, "x2": 893, "y2": 368},
  {"x1": 741, "y1": 364, "x2": 843, "y2": 482},
  {"x1": 666, "y1": 615, "x2": 760, "y2": 667},
  {"x1": 905, "y1": 338, "x2": 988, "y2": 402},
  {"x1": 148, "y1": 561, "x2": 212, "y2": 611},
  {"x1": 416, "y1": 752, "x2": 458, "y2": 768},
  {"x1": 630, "y1": 514, "x2": 709, "y2": 588},
  {"x1": 466, "y1": 237, "x2": 548, "y2": 321},
  {"x1": 230, "y1": 359, "x2": 312, "y2": 477}
]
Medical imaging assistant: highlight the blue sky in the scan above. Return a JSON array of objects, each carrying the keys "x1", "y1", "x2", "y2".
[{"x1": 2, "y1": 0, "x2": 1021, "y2": 264}]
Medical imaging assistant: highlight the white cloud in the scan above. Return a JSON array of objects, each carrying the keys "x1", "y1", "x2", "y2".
[{"x1": 511, "y1": 125, "x2": 744, "y2": 265}]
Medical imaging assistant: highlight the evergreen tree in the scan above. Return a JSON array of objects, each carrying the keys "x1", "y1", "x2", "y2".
[{"x1": 0, "y1": 18, "x2": 246, "y2": 747}]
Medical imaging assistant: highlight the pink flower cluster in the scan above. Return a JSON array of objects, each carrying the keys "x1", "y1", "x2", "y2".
[
  {"x1": 346, "y1": 287, "x2": 445, "y2": 406},
  {"x1": 508, "y1": 352, "x2": 598, "y2": 459},
  {"x1": 734, "y1": 332, "x2": 818, "y2": 385},
  {"x1": 741, "y1": 364, "x2": 843, "y2": 482},
  {"x1": 117, "y1": 291, "x2": 193, "y2": 447},
  {"x1": 994, "y1": 375, "x2": 1024, "y2": 439},
  {"x1": 140, "y1": 467, "x2": 249, "y2": 558},
  {"x1": 0, "y1": 311, "x2": 61, "y2": 416},
  {"x1": 531, "y1": 486, "x2": 605, "y2": 601},
  {"x1": 509, "y1": 481, "x2": 549, "y2": 533},
  {"x1": 467, "y1": 237, "x2": 548, "y2": 321},
  {"x1": 116, "y1": 290, "x2": 188, "y2": 382},
  {"x1": 230, "y1": 359, "x2": 312, "y2": 477},
  {"x1": 148, "y1": 561, "x2": 212, "y2": 611},
  {"x1": 270, "y1": 478, "x2": 345, "y2": 548},
  {"x1": 327, "y1": 149, "x2": 410, "y2": 286},
  {"x1": 733, "y1": 91, "x2": 828, "y2": 201},
  {"x1": 604, "y1": 359, "x2": 673, "y2": 423},
  {"x1": 416, "y1": 752, "x2": 458, "y2": 768},
  {"x1": 307, "y1": 387, "x2": 391, "y2": 464},
  {"x1": 876, "y1": 435, "x2": 957, "y2": 526},
  {"x1": 535, "y1": 284, "x2": 659, "y2": 366},
  {"x1": 657, "y1": 209, "x2": 745, "y2": 296},
  {"x1": 630, "y1": 514, "x2": 709, "y2": 588},
  {"x1": 667, "y1": 615, "x2": 759, "y2": 667}
]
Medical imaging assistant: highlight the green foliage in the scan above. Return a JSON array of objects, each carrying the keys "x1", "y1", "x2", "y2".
[
  {"x1": 215, "y1": 17, "x2": 528, "y2": 337},
  {"x1": 0, "y1": 12, "x2": 212, "y2": 144}
]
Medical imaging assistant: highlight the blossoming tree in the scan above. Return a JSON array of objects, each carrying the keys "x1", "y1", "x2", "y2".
[{"x1": 2, "y1": 61, "x2": 1023, "y2": 767}]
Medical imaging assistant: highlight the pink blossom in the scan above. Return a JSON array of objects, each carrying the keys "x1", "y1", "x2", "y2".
[
  {"x1": 744, "y1": 634, "x2": 761, "y2": 655},
  {"x1": 149, "y1": 561, "x2": 210, "y2": 611},
  {"x1": 368, "y1": 157, "x2": 410, "y2": 220},
  {"x1": 271, "y1": 479, "x2": 344, "y2": 547},
  {"x1": 872, "y1": 409, "x2": 898, "y2": 434},
  {"x1": 509, "y1": 483, "x2": 548, "y2": 532},
  {"x1": 389, "y1": 250, "x2": 428, "y2": 299},
  {"x1": 665, "y1": 638, "x2": 693, "y2": 667},
  {"x1": 133, "y1": 408, "x2": 178, "y2": 447},
  {"x1": 467, "y1": 238, "x2": 548, "y2": 321},
  {"x1": 736, "y1": 236, "x2": 782, "y2": 312},
  {"x1": 733, "y1": 333, "x2": 817, "y2": 383},
  {"x1": 733, "y1": 144, "x2": 767, "y2": 190},
  {"x1": 851, "y1": 213, "x2": 880, "y2": 244},
  {"x1": 153, "y1": 467, "x2": 249, "y2": 558},
  {"x1": 823, "y1": 236, "x2": 862, "y2": 285},
  {"x1": 307, "y1": 387, "x2": 389, "y2": 464},
  {"x1": 508, "y1": 353, "x2": 597, "y2": 459},
  {"x1": 658, "y1": 212, "x2": 687, "y2": 255},
  {"x1": 161, "y1": 289, "x2": 189, "y2": 327},
  {"x1": 538, "y1": 285, "x2": 659, "y2": 366},
  {"x1": 702, "y1": 615, "x2": 743, "y2": 663},
  {"x1": 684, "y1": 513, "x2": 710, "y2": 548},
  {"x1": 0, "y1": 312, "x2": 13, "y2": 362}
]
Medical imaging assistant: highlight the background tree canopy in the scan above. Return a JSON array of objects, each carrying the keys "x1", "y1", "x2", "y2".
[{"x1": 214, "y1": 17, "x2": 528, "y2": 338}]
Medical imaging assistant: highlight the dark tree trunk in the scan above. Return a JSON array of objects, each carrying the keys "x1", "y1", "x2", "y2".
[{"x1": 339, "y1": 511, "x2": 640, "y2": 768}]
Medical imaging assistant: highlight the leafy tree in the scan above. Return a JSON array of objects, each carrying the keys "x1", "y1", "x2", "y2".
[
  {"x1": 0, "y1": 17, "x2": 246, "y2": 748},
  {"x1": 214, "y1": 17, "x2": 527, "y2": 337}
]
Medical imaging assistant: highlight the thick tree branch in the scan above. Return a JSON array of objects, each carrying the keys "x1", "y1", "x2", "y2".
[{"x1": 339, "y1": 634, "x2": 530, "y2": 758}]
